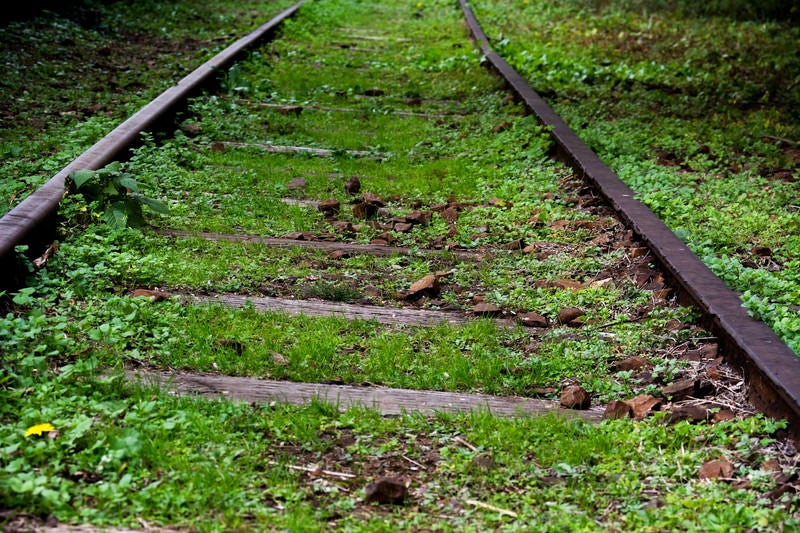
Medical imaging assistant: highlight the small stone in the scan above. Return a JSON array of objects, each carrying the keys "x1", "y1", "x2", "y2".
[
  {"x1": 317, "y1": 199, "x2": 340, "y2": 215},
  {"x1": 393, "y1": 222, "x2": 414, "y2": 233},
  {"x1": 361, "y1": 192, "x2": 384, "y2": 206},
  {"x1": 286, "y1": 177, "x2": 308, "y2": 191},
  {"x1": 330, "y1": 221, "x2": 355, "y2": 234},
  {"x1": 611, "y1": 356, "x2": 652, "y2": 372},
  {"x1": 603, "y1": 400, "x2": 632, "y2": 420},
  {"x1": 557, "y1": 307, "x2": 584, "y2": 325},
  {"x1": 517, "y1": 312, "x2": 548, "y2": 328},
  {"x1": 404, "y1": 275, "x2": 440, "y2": 299},
  {"x1": 440, "y1": 207, "x2": 459, "y2": 223},
  {"x1": 329, "y1": 250, "x2": 350, "y2": 260},
  {"x1": 364, "y1": 477, "x2": 407, "y2": 505},
  {"x1": 501, "y1": 239, "x2": 525, "y2": 250},
  {"x1": 625, "y1": 395, "x2": 661, "y2": 420},
  {"x1": 699, "y1": 458, "x2": 734, "y2": 480},
  {"x1": 131, "y1": 289, "x2": 171, "y2": 301},
  {"x1": 665, "y1": 406, "x2": 710, "y2": 424},
  {"x1": 472, "y1": 302, "x2": 502, "y2": 316},
  {"x1": 405, "y1": 210, "x2": 432, "y2": 225},
  {"x1": 345, "y1": 176, "x2": 361, "y2": 194},
  {"x1": 352, "y1": 202, "x2": 378, "y2": 219},
  {"x1": 560, "y1": 385, "x2": 591, "y2": 410}
]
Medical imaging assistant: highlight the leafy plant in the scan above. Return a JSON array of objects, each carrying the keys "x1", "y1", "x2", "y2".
[{"x1": 67, "y1": 162, "x2": 169, "y2": 229}]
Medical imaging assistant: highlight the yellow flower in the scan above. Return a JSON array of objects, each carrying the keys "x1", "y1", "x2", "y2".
[
  {"x1": 416, "y1": 2, "x2": 422, "y2": 7},
  {"x1": 79, "y1": 206, "x2": 88, "y2": 212},
  {"x1": 25, "y1": 423, "x2": 55, "y2": 437}
]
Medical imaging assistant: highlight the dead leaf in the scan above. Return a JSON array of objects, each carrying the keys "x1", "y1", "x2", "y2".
[{"x1": 699, "y1": 458, "x2": 734, "y2": 480}]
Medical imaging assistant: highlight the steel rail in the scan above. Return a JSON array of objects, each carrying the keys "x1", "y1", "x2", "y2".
[
  {"x1": 459, "y1": 0, "x2": 800, "y2": 434},
  {"x1": 0, "y1": 0, "x2": 305, "y2": 263}
]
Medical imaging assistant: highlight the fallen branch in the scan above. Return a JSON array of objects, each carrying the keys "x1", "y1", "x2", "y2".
[
  {"x1": 267, "y1": 460, "x2": 356, "y2": 480},
  {"x1": 466, "y1": 499, "x2": 518, "y2": 518}
]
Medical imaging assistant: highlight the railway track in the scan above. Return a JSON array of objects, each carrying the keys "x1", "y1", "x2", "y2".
[{"x1": 2, "y1": 0, "x2": 799, "y2": 529}]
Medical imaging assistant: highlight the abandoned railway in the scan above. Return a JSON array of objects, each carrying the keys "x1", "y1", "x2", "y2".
[{"x1": 2, "y1": 0, "x2": 799, "y2": 530}]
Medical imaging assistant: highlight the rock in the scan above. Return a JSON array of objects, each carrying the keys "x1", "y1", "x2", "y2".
[
  {"x1": 406, "y1": 210, "x2": 432, "y2": 225},
  {"x1": 286, "y1": 177, "x2": 308, "y2": 191},
  {"x1": 317, "y1": 199, "x2": 340, "y2": 215},
  {"x1": 501, "y1": 239, "x2": 525, "y2": 250},
  {"x1": 352, "y1": 202, "x2": 378, "y2": 219},
  {"x1": 329, "y1": 250, "x2": 350, "y2": 260},
  {"x1": 211, "y1": 142, "x2": 226, "y2": 153},
  {"x1": 403, "y1": 275, "x2": 440, "y2": 299},
  {"x1": 330, "y1": 221, "x2": 355, "y2": 234},
  {"x1": 665, "y1": 406, "x2": 710, "y2": 424},
  {"x1": 131, "y1": 289, "x2": 172, "y2": 301},
  {"x1": 560, "y1": 385, "x2": 591, "y2": 410},
  {"x1": 364, "y1": 477, "x2": 407, "y2": 505},
  {"x1": 393, "y1": 222, "x2": 414, "y2": 233},
  {"x1": 557, "y1": 307, "x2": 584, "y2": 325},
  {"x1": 611, "y1": 356, "x2": 652, "y2": 372},
  {"x1": 472, "y1": 302, "x2": 502, "y2": 316},
  {"x1": 361, "y1": 192, "x2": 384, "y2": 206},
  {"x1": 517, "y1": 312, "x2": 548, "y2": 328},
  {"x1": 625, "y1": 395, "x2": 661, "y2": 420},
  {"x1": 698, "y1": 458, "x2": 734, "y2": 480},
  {"x1": 603, "y1": 400, "x2": 632, "y2": 420},
  {"x1": 363, "y1": 88, "x2": 385, "y2": 97},
  {"x1": 440, "y1": 207, "x2": 459, "y2": 223},
  {"x1": 345, "y1": 176, "x2": 361, "y2": 194}
]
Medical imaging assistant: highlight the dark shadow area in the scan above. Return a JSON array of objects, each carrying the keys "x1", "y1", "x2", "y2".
[{"x1": 580, "y1": 0, "x2": 798, "y2": 23}]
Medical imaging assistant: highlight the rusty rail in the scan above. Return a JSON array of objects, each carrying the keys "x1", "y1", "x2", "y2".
[
  {"x1": 458, "y1": 0, "x2": 800, "y2": 433},
  {"x1": 0, "y1": 0, "x2": 304, "y2": 262}
]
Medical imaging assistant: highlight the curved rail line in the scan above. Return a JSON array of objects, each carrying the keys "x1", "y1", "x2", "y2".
[
  {"x1": 458, "y1": 0, "x2": 800, "y2": 431},
  {"x1": 1, "y1": 0, "x2": 799, "y2": 439}
]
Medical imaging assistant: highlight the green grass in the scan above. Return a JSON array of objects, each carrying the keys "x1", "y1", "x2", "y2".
[
  {"x1": 469, "y1": 0, "x2": 800, "y2": 353},
  {"x1": 3, "y1": 0, "x2": 799, "y2": 530},
  {"x1": 0, "y1": 0, "x2": 297, "y2": 217}
]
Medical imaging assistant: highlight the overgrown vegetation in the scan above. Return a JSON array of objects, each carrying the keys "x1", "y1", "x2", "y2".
[
  {"x1": 2, "y1": 0, "x2": 799, "y2": 530},
  {"x1": 471, "y1": 0, "x2": 800, "y2": 353}
]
